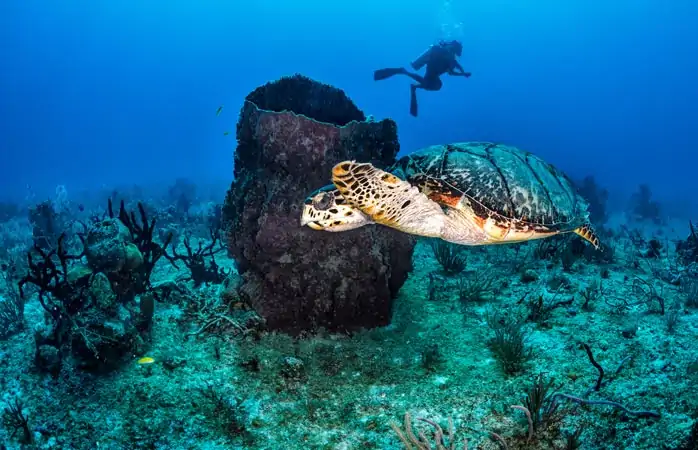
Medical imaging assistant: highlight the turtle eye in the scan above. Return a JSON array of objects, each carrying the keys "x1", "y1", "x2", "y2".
[{"x1": 313, "y1": 192, "x2": 335, "y2": 211}]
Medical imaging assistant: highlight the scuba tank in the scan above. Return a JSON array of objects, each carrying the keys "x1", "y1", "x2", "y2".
[{"x1": 411, "y1": 45, "x2": 434, "y2": 70}]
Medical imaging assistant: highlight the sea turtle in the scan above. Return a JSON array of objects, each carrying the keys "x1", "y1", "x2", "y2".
[{"x1": 300, "y1": 142, "x2": 600, "y2": 249}]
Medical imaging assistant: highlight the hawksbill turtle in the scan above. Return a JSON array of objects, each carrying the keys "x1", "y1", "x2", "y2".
[{"x1": 300, "y1": 142, "x2": 600, "y2": 249}]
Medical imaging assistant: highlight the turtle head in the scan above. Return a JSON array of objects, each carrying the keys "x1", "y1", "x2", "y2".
[{"x1": 300, "y1": 185, "x2": 372, "y2": 232}]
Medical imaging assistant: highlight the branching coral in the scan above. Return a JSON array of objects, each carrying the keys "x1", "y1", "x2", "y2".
[
  {"x1": 183, "y1": 289, "x2": 252, "y2": 338},
  {"x1": 579, "y1": 279, "x2": 605, "y2": 311},
  {"x1": 107, "y1": 199, "x2": 172, "y2": 297},
  {"x1": 550, "y1": 343, "x2": 660, "y2": 419},
  {"x1": 523, "y1": 373, "x2": 562, "y2": 432},
  {"x1": 430, "y1": 240, "x2": 466, "y2": 275},
  {"x1": 165, "y1": 229, "x2": 227, "y2": 286},
  {"x1": 486, "y1": 310, "x2": 533, "y2": 375},
  {"x1": 533, "y1": 235, "x2": 570, "y2": 260},
  {"x1": 605, "y1": 275, "x2": 666, "y2": 315},
  {"x1": 523, "y1": 290, "x2": 574, "y2": 324},
  {"x1": 390, "y1": 412, "x2": 467, "y2": 450},
  {"x1": 16, "y1": 200, "x2": 166, "y2": 373},
  {"x1": 18, "y1": 233, "x2": 90, "y2": 323},
  {"x1": 457, "y1": 272, "x2": 495, "y2": 304},
  {"x1": 1, "y1": 397, "x2": 32, "y2": 445}
]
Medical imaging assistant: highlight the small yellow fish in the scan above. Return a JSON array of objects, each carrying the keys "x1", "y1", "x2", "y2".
[
  {"x1": 216, "y1": 105, "x2": 224, "y2": 116},
  {"x1": 223, "y1": 131, "x2": 230, "y2": 136},
  {"x1": 137, "y1": 357, "x2": 155, "y2": 365}
]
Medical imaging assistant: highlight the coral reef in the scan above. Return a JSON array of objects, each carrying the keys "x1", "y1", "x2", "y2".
[
  {"x1": 575, "y1": 175, "x2": 609, "y2": 226},
  {"x1": 223, "y1": 74, "x2": 415, "y2": 333},
  {"x1": 676, "y1": 221, "x2": 698, "y2": 265},
  {"x1": 104, "y1": 199, "x2": 172, "y2": 300},
  {"x1": 165, "y1": 229, "x2": 227, "y2": 287},
  {"x1": 242, "y1": 73, "x2": 366, "y2": 127},
  {"x1": 167, "y1": 177, "x2": 197, "y2": 219},
  {"x1": 630, "y1": 183, "x2": 662, "y2": 223},
  {"x1": 28, "y1": 201, "x2": 59, "y2": 251},
  {"x1": 16, "y1": 201, "x2": 167, "y2": 374},
  {"x1": 2, "y1": 180, "x2": 697, "y2": 450}
]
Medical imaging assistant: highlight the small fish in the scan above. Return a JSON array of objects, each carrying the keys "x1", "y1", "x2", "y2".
[
  {"x1": 137, "y1": 357, "x2": 155, "y2": 365},
  {"x1": 223, "y1": 131, "x2": 230, "y2": 136},
  {"x1": 216, "y1": 105, "x2": 224, "y2": 116}
]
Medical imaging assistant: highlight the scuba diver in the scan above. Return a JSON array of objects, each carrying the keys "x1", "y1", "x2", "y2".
[{"x1": 374, "y1": 40, "x2": 471, "y2": 117}]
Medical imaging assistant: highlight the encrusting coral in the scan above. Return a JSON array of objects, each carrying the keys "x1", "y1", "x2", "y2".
[{"x1": 222, "y1": 74, "x2": 415, "y2": 333}]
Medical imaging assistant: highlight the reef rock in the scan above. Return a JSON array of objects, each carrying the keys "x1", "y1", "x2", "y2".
[
  {"x1": 223, "y1": 74, "x2": 415, "y2": 333},
  {"x1": 85, "y1": 218, "x2": 142, "y2": 273}
]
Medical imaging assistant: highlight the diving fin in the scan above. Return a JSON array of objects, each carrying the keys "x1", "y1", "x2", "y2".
[
  {"x1": 374, "y1": 68, "x2": 407, "y2": 81},
  {"x1": 410, "y1": 85, "x2": 418, "y2": 117}
]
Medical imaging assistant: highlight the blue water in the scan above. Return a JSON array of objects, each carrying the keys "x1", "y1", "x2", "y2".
[
  {"x1": 1, "y1": 0, "x2": 696, "y2": 208},
  {"x1": 3, "y1": 3, "x2": 698, "y2": 449}
]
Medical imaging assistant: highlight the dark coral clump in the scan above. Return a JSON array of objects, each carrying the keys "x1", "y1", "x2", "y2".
[
  {"x1": 1, "y1": 397, "x2": 32, "y2": 445},
  {"x1": 165, "y1": 229, "x2": 227, "y2": 287},
  {"x1": 19, "y1": 233, "x2": 91, "y2": 320},
  {"x1": 645, "y1": 238, "x2": 663, "y2": 259},
  {"x1": 677, "y1": 221, "x2": 698, "y2": 265},
  {"x1": 223, "y1": 75, "x2": 415, "y2": 333},
  {"x1": 106, "y1": 199, "x2": 172, "y2": 300},
  {"x1": 18, "y1": 200, "x2": 165, "y2": 374},
  {"x1": 630, "y1": 183, "x2": 661, "y2": 223},
  {"x1": 167, "y1": 177, "x2": 197, "y2": 219},
  {"x1": 28, "y1": 200, "x2": 60, "y2": 251},
  {"x1": 241, "y1": 73, "x2": 365, "y2": 127},
  {"x1": 576, "y1": 175, "x2": 609, "y2": 225}
]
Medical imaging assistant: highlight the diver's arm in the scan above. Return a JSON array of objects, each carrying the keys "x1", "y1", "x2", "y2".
[{"x1": 449, "y1": 61, "x2": 471, "y2": 77}]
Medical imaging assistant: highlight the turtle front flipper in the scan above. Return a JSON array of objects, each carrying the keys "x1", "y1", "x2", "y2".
[
  {"x1": 574, "y1": 223, "x2": 601, "y2": 250},
  {"x1": 331, "y1": 161, "x2": 446, "y2": 238}
]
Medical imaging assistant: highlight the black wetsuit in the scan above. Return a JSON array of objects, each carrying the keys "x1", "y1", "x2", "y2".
[{"x1": 374, "y1": 43, "x2": 470, "y2": 117}]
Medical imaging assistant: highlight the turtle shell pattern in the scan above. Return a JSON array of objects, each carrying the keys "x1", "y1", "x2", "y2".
[{"x1": 390, "y1": 142, "x2": 590, "y2": 233}]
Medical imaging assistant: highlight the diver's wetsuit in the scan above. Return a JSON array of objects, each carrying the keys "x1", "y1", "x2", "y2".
[{"x1": 374, "y1": 41, "x2": 470, "y2": 117}]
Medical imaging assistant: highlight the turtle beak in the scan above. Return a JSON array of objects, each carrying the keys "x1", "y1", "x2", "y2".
[
  {"x1": 300, "y1": 205, "x2": 322, "y2": 229},
  {"x1": 300, "y1": 215, "x2": 313, "y2": 228}
]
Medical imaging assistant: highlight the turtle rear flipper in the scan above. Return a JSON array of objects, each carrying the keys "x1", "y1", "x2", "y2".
[
  {"x1": 331, "y1": 161, "x2": 445, "y2": 238},
  {"x1": 574, "y1": 223, "x2": 601, "y2": 250}
]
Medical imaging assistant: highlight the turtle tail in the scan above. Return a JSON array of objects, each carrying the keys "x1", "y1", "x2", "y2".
[{"x1": 574, "y1": 223, "x2": 601, "y2": 250}]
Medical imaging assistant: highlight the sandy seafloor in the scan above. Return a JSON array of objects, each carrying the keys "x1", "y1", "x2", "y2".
[{"x1": 1, "y1": 213, "x2": 697, "y2": 450}]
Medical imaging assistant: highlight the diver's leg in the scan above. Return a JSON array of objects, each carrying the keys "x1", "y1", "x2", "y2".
[
  {"x1": 409, "y1": 74, "x2": 444, "y2": 116},
  {"x1": 420, "y1": 76, "x2": 443, "y2": 91},
  {"x1": 402, "y1": 71, "x2": 426, "y2": 85},
  {"x1": 410, "y1": 84, "x2": 419, "y2": 117}
]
